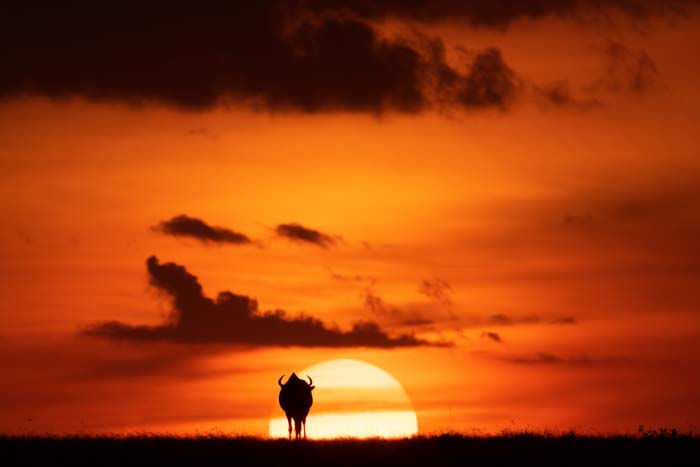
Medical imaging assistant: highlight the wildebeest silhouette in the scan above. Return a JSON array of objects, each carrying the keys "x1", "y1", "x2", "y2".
[{"x1": 278, "y1": 372, "x2": 314, "y2": 439}]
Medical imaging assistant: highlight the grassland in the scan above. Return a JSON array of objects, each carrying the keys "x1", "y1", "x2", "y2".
[{"x1": 3, "y1": 431, "x2": 699, "y2": 467}]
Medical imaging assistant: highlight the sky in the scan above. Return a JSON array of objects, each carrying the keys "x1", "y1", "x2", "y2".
[{"x1": 1, "y1": 1, "x2": 700, "y2": 436}]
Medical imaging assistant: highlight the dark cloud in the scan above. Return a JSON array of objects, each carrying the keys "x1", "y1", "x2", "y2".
[
  {"x1": 487, "y1": 313, "x2": 541, "y2": 326},
  {"x1": 0, "y1": 4, "x2": 524, "y2": 114},
  {"x1": 153, "y1": 215, "x2": 251, "y2": 245},
  {"x1": 588, "y1": 41, "x2": 661, "y2": 95},
  {"x1": 316, "y1": 0, "x2": 698, "y2": 26},
  {"x1": 483, "y1": 313, "x2": 577, "y2": 326},
  {"x1": 83, "y1": 256, "x2": 445, "y2": 347},
  {"x1": 537, "y1": 41, "x2": 662, "y2": 109},
  {"x1": 550, "y1": 316, "x2": 578, "y2": 325},
  {"x1": 362, "y1": 289, "x2": 436, "y2": 327},
  {"x1": 502, "y1": 352, "x2": 593, "y2": 366},
  {"x1": 2, "y1": 3, "x2": 681, "y2": 114},
  {"x1": 400, "y1": 317, "x2": 435, "y2": 326},
  {"x1": 363, "y1": 289, "x2": 400, "y2": 316},
  {"x1": 456, "y1": 48, "x2": 521, "y2": 109},
  {"x1": 276, "y1": 223, "x2": 336, "y2": 248},
  {"x1": 497, "y1": 352, "x2": 631, "y2": 366},
  {"x1": 327, "y1": 268, "x2": 375, "y2": 283},
  {"x1": 481, "y1": 331, "x2": 502, "y2": 343},
  {"x1": 564, "y1": 212, "x2": 595, "y2": 225},
  {"x1": 418, "y1": 278, "x2": 452, "y2": 304},
  {"x1": 534, "y1": 81, "x2": 604, "y2": 110}
]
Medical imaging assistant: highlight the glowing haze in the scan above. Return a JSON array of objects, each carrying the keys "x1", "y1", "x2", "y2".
[{"x1": 1, "y1": 2, "x2": 700, "y2": 437}]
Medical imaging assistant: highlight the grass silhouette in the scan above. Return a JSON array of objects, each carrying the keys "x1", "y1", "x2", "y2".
[{"x1": 3, "y1": 430, "x2": 698, "y2": 467}]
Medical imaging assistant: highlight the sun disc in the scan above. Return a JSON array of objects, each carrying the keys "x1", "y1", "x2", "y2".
[{"x1": 269, "y1": 359, "x2": 418, "y2": 439}]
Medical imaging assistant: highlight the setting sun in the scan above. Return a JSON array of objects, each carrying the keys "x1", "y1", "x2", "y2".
[{"x1": 269, "y1": 359, "x2": 418, "y2": 439}]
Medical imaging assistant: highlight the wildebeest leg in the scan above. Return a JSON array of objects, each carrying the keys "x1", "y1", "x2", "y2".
[
  {"x1": 286, "y1": 415, "x2": 292, "y2": 440},
  {"x1": 295, "y1": 417, "x2": 302, "y2": 439},
  {"x1": 303, "y1": 418, "x2": 307, "y2": 439}
]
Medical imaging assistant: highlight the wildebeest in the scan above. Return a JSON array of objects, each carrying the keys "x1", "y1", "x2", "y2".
[{"x1": 278, "y1": 372, "x2": 314, "y2": 439}]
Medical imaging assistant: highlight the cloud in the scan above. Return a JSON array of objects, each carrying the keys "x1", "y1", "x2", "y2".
[
  {"x1": 478, "y1": 313, "x2": 577, "y2": 327},
  {"x1": 418, "y1": 278, "x2": 452, "y2": 304},
  {"x1": 588, "y1": 41, "x2": 661, "y2": 95},
  {"x1": 400, "y1": 317, "x2": 435, "y2": 326},
  {"x1": 501, "y1": 352, "x2": 593, "y2": 366},
  {"x1": 327, "y1": 268, "x2": 375, "y2": 283},
  {"x1": 363, "y1": 289, "x2": 400, "y2": 316},
  {"x1": 276, "y1": 223, "x2": 336, "y2": 248},
  {"x1": 153, "y1": 215, "x2": 251, "y2": 245},
  {"x1": 83, "y1": 256, "x2": 445, "y2": 347},
  {"x1": 564, "y1": 212, "x2": 595, "y2": 225},
  {"x1": 535, "y1": 41, "x2": 661, "y2": 109},
  {"x1": 481, "y1": 331, "x2": 502, "y2": 343},
  {"x1": 0, "y1": 4, "x2": 528, "y2": 114},
  {"x1": 361, "y1": 289, "x2": 436, "y2": 327},
  {"x1": 605, "y1": 41, "x2": 659, "y2": 94},
  {"x1": 456, "y1": 48, "x2": 521, "y2": 109},
  {"x1": 495, "y1": 352, "x2": 631, "y2": 366},
  {"x1": 323, "y1": 0, "x2": 697, "y2": 25},
  {"x1": 534, "y1": 81, "x2": 604, "y2": 110},
  {"x1": 550, "y1": 316, "x2": 578, "y2": 325},
  {"x1": 487, "y1": 313, "x2": 541, "y2": 326}
]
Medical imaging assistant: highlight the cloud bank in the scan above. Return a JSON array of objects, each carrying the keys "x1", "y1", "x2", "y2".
[
  {"x1": 0, "y1": 3, "x2": 574, "y2": 113},
  {"x1": 84, "y1": 256, "x2": 444, "y2": 347},
  {"x1": 3, "y1": 2, "x2": 684, "y2": 113}
]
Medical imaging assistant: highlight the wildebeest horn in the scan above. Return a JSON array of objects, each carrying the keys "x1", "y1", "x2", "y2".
[
  {"x1": 278, "y1": 375, "x2": 285, "y2": 387},
  {"x1": 307, "y1": 375, "x2": 313, "y2": 386}
]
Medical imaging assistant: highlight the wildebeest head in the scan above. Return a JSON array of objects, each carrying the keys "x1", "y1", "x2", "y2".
[{"x1": 278, "y1": 372, "x2": 314, "y2": 390}]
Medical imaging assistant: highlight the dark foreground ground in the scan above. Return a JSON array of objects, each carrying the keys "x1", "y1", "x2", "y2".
[{"x1": 3, "y1": 432, "x2": 699, "y2": 467}]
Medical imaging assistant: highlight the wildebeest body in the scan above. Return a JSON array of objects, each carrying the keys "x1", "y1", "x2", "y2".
[{"x1": 278, "y1": 372, "x2": 314, "y2": 439}]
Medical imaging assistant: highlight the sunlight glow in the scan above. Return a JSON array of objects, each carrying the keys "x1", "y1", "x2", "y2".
[
  {"x1": 269, "y1": 410, "x2": 418, "y2": 439},
  {"x1": 269, "y1": 359, "x2": 418, "y2": 439}
]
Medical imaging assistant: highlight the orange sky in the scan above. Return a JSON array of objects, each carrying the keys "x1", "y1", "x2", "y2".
[{"x1": 1, "y1": 3, "x2": 700, "y2": 436}]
